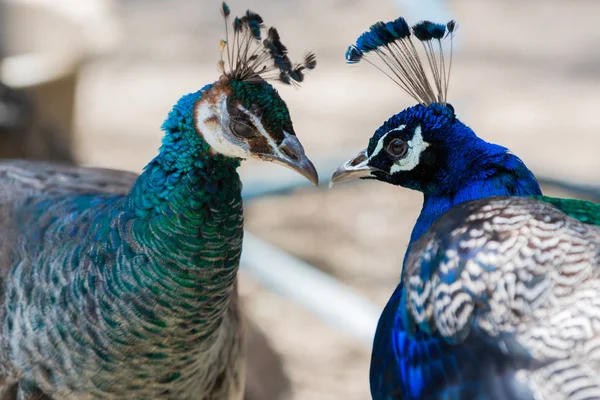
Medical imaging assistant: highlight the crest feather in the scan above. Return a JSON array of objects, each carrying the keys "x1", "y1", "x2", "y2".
[
  {"x1": 219, "y1": 2, "x2": 316, "y2": 85},
  {"x1": 346, "y1": 16, "x2": 457, "y2": 105}
]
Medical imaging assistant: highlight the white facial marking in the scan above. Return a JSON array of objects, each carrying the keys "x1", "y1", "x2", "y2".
[
  {"x1": 390, "y1": 125, "x2": 429, "y2": 173},
  {"x1": 195, "y1": 93, "x2": 248, "y2": 158},
  {"x1": 194, "y1": 96, "x2": 284, "y2": 159},
  {"x1": 370, "y1": 125, "x2": 406, "y2": 158}
]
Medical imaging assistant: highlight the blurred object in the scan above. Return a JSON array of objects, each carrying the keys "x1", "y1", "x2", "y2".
[
  {"x1": 537, "y1": 176, "x2": 600, "y2": 203},
  {"x1": 2, "y1": 0, "x2": 119, "y2": 57},
  {"x1": 0, "y1": 1, "x2": 87, "y2": 162},
  {"x1": 241, "y1": 232, "x2": 380, "y2": 346},
  {"x1": 0, "y1": 81, "x2": 72, "y2": 161},
  {"x1": 244, "y1": 317, "x2": 292, "y2": 400}
]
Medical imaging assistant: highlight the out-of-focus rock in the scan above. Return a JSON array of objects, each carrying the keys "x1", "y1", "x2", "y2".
[{"x1": 0, "y1": 82, "x2": 72, "y2": 162}]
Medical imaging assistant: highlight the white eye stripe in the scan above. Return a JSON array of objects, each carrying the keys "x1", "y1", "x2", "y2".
[
  {"x1": 236, "y1": 104, "x2": 285, "y2": 159},
  {"x1": 370, "y1": 125, "x2": 407, "y2": 158},
  {"x1": 390, "y1": 125, "x2": 429, "y2": 173}
]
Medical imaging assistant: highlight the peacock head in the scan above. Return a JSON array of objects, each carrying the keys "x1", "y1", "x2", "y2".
[
  {"x1": 331, "y1": 101, "x2": 487, "y2": 194},
  {"x1": 330, "y1": 18, "x2": 487, "y2": 194},
  {"x1": 187, "y1": 2, "x2": 318, "y2": 185}
]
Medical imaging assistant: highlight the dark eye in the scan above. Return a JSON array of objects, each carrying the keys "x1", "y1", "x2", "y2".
[
  {"x1": 386, "y1": 138, "x2": 408, "y2": 158},
  {"x1": 231, "y1": 121, "x2": 255, "y2": 138}
]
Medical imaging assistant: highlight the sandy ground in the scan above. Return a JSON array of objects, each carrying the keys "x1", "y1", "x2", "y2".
[{"x1": 59, "y1": 0, "x2": 600, "y2": 398}]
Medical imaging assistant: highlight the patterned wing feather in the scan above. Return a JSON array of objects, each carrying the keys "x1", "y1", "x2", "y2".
[
  {"x1": 0, "y1": 160, "x2": 137, "y2": 199},
  {"x1": 0, "y1": 160, "x2": 138, "y2": 388},
  {"x1": 0, "y1": 160, "x2": 246, "y2": 397},
  {"x1": 403, "y1": 196, "x2": 600, "y2": 399}
]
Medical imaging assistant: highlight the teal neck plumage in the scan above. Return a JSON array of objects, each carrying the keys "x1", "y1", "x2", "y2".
[
  {"x1": 3, "y1": 84, "x2": 247, "y2": 395},
  {"x1": 119, "y1": 84, "x2": 243, "y2": 337},
  {"x1": 128, "y1": 84, "x2": 240, "y2": 217}
]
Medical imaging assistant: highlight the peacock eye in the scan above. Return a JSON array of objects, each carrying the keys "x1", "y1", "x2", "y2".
[
  {"x1": 231, "y1": 121, "x2": 255, "y2": 138},
  {"x1": 386, "y1": 138, "x2": 408, "y2": 159}
]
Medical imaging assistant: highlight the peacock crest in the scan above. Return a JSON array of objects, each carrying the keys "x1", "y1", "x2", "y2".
[
  {"x1": 346, "y1": 17, "x2": 457, "y2": 105},
  {"x1": 218, "y1": 2, "x2": 316, "y2": 85}
]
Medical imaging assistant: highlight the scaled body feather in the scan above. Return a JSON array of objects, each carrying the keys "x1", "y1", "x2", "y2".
[
  {"x1": 0, "y1": 3, "x2": 316, "y2": 399},
  {"x1": 403, "y1": 196, "x2": 600, "y2": 399},
  {"x1": 0, "y1": 86, "x2": 248, "y2": 400}
]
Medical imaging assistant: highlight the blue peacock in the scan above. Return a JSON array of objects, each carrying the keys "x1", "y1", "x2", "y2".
[
  {"x1": 0, "y1": 3, "x2": 316, "y2": 399},
  {"x1": 331, "y1": 17, "x2": 600, "y2": 399}
]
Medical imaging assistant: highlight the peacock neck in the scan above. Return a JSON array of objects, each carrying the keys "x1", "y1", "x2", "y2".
[
  {"x1": 119, "y1": 85, "x2": 243, "y2": 335},
  {"x1": 127, "y1": 84, "x2": 240, "y2": 213}
]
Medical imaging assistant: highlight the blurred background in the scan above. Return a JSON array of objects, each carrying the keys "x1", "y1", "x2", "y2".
[{"x1": 1, "y1": 0, "x2": 599, "y2": 398}]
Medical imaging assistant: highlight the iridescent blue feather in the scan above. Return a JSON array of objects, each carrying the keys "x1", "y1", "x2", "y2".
[
  {"x1": 346, "y1": 16, "x2": 457, "y2": 104},
  {"x1": 353, "y1": 18, "x2": 411, "y2": 53},
  {"x1": 412, "y1": 21, "x2": 447, "y2": 41},
  {"x1": 343, "y1": 15, "x2": 570, "y2": 400}
]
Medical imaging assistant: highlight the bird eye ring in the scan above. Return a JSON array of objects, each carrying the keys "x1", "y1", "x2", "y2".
[
  {"x1": 386, "y1": 139, "x2": 408, "y2": 159},
  {"x1": 231, "y1": 121, "x2": 255, "y2": 138}
]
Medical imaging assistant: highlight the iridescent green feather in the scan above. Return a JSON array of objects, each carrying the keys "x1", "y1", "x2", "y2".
[
  {"x1": 229, "y1": 79, "x2": 293, "y2": 134},
  {"x1": 534, "y1": 195, "x2": 600, "y2": 226},
  {"x1": 0, "y1": 85, "x2": 245, "y2": 398}
]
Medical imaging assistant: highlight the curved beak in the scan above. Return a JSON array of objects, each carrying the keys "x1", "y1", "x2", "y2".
[
  {"x1": 258, "y1": 132, "x2": 319, "y2": 186},
  {"x1": 329, "y1": 149, "x2": 380, "y2": 187}
]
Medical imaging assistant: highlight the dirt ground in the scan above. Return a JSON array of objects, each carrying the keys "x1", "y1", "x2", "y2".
[{"x1": 62, "y1": 0, "x2": 600, "y2": 398}]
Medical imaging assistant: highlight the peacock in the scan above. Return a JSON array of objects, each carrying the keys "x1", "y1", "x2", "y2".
[
  {"x1": 0, "y1": 3, "x2": 317, "y2": 399},
  {"x1": 330, "y1": 17, "x2": 600, "y2": 399}
]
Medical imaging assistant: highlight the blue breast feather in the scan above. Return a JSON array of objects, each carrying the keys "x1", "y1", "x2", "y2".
[{"x1": 371, "y1": 173, "x2": 542, "y2": 399}]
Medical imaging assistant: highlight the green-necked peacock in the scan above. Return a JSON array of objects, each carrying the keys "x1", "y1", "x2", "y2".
[
  {"x1": 0, "y1": 3, "x2": 316, "y2": 399},
  {"x1": 331, "y1": 16, "x2": 600, "y2": 399}
]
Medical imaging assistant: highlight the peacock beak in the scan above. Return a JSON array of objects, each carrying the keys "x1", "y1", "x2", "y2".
[
  {"x1": 258, "y1": 132, "x2": 319, "y2": 186},
  {"x1": 329, "y1": 149, "x2": 381, "y2": 187}
]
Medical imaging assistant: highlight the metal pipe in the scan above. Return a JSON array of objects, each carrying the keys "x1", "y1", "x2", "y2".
[{"x1": 240, "y1": 231, "x2": 380, "y2": 346}]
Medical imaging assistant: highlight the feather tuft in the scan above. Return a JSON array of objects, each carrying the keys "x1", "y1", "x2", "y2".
[
  {"x1": 346, "y1": 15, "x2": 457, "y2": 105},
  {"x1": 243, "y1": 10, "x2": 264, "y2": 40},
  {"x1": 355, "y1": 22, "x2": 386, "y2": 52},
  {"x1": 278, "y1": 72, "x2": 291, "y2": 85},
  {"x1": 216, "y1": 4, "x2": 316, "y2": 85},
  {"x1": 386, "y1": 17, "x2": 411, "y2": 39},
  {"x1": 245, "y1": 10, "x2": 264, "y2": 25},
  {"x1": 303, "y1": 52, "x2": 317, "y2": 70},
  {"x1": 290, "y1": 67, "x2": 304, "y2": 83},
  {"x1": 429, "y1": 23, "x2": 446, "y2": 40},
  {"x1": 413, "y1": 21, "x2": 446, "y2": 41},
  {"x1": 345, "y1": 45, "x2": 363, "y2": 64},
  {"x1": 446, "y1": 20, "x2": 456, "y2": 34},
  {"x1": 412, "y1": 21, "x2": 433, "y2": 41},
  {"x1": 267, "y1": 26, "x2": 280, "y2": 41},
  {"x1": 354, "y1": 17, "x2": 411, "y2": 54},
  {"x1": 221, "y1": 2, "x2": 230, "y2": 18},
  {"x1": 233, "y1": 17, "x2": 242, "y2": 33}
]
